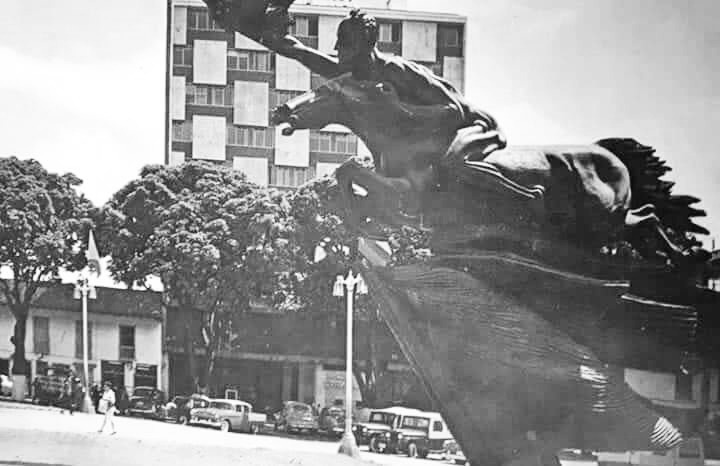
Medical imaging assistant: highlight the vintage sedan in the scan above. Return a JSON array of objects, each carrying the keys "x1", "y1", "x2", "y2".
[
  {"x1": 319, "y1": 406, "x2": 346, "y2": 437},
  {"x1": 274, "y1": 401, "x2": 318, "y2": 434},
  {"x1": 189, "y1": 399, "x2": 268, "y2": 433},
  {"x1": 127, "y1": 386, "x2": 166, "y2": 418},
  {"x1": 161, "y1": 394, "x2": 210, "y2": 424}
]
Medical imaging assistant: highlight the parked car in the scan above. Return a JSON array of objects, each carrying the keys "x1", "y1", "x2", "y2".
[
  {"x1": 445, "y1": 439, "x2": 468, "y2": 465},
  {"x1": 319, "y1": 406, "x2": 346, "y2": 438},
  {"x1": 274, "y1": 401, "x2": 319, "y2": 434},
  {"x1": 161, "y1": 394, "x2": 210, "y2": 424},
  {"x1": 596, "y1": 437, "x2": 704, "y2": 466},
  {"x1": 1, "y1": 374, "x2": 12, "y2": 396},
  {"x1": 388, "y1": 411, "x2": 454, "y2": 458},
  {"x1": 189, "y1": 398, "x2": 269, "y2": 433},
  {"x1": 352, "y1": 406, "x2": 423, "y2": 452},
  {"x1": 127, "y1": 386, "x2": 166, "y2": 418}
]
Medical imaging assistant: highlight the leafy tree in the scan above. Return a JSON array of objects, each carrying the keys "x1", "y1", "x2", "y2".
[
  {"x1": 101, "y1": 162, "x2": 295, "y2": 389},
  {"x1": 0, "y1": 157, "x2": 94, "y2": 378},
  {"x1": 287, "y1": 177, "x2": 431, "y2": 407}
]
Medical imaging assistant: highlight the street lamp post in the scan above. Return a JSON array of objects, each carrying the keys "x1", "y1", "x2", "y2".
[
  {"x1": 334, "y1": 271, "x2": 368, "y2": 458},
  {"x1": 73, "y1": 275, "x2": 96, "y2": 414}
]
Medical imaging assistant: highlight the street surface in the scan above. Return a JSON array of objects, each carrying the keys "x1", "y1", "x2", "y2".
[{"x1": 0, "y1": 401, "x2": 456, "y2": 466}]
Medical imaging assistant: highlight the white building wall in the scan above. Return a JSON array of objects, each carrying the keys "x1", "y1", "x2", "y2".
[
  {"x1": 234, "y1": 81, "x2": 269, "y2": 127},
  {"x1": 318, "y1": 15, "x2": 344, "y2": 55},
  {"x1": 169, "y1": 151, "x2": 186, "y2": 167},
  {"x1": 402, "y1": 21, "x2": 437, "y2": 62},
  {"x1": 171, "y1": 76, "x2": 186, "y2": 121},
  {"x1": 275, "y1": 128, "x2": 310, "y2": 167},
  {"x1": 443, "y1": 56, "x2": 464, "y2": 93},
  {"x1": 193, "y1": 40, "x2": 227, "y2": 85},
  {"x1": 0, "y1": 305, "x2": 162, "y2": 390},
  {"x1": 192, "y1": 115, "x2": 227, "y2": 160},
  {"x1": 275, "y1": 56, "x2": 311, "y2": 92},
  {"x1": 234, "y1": 33, "x2": 267, "y2": 51},
  {"x1": 233, "y1": 156, "x2": 268, "y2": 186}
]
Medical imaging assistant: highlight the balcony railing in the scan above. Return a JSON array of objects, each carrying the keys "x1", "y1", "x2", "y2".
[{"x1": 119, "y1": 345, "x2": 135, "y2": 360}]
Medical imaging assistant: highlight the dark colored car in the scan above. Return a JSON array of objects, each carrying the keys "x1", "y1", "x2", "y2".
[
  {"x1": 161, "y1": 394, "x2": 210, "y2": 424},
  {"x1": 352, "y1": 406, "x2": 423, "y2": 452},
  {"x1": 127, "y1": 386, "x2": 166, "y2": 418},
  {"x1": 319, "y1": 406, "x2": 346, "y2": 437},
  {"x1": 274, "y1": 401, "x2": 318, "y2": 434}
]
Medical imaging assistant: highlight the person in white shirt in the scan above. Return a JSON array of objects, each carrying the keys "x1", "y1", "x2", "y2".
[{"x1": 97, "y1": 382, "x2": 117, "y2": 435}]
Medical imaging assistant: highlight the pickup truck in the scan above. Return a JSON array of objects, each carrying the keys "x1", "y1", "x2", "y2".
[
  {"x1": 189, "y1": 398, "x2": 269, "y2": 434},
  {"x1": 594, "y1": 437, "x2": 704, "y2": 466}
]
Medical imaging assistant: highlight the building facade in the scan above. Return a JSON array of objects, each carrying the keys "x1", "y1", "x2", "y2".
[
  {"x1": 0, "y1": 284, "x2": 164, "y2": 393},
  {"x1": 166, "y1": 0, "x2": 467, "y2": 187}
]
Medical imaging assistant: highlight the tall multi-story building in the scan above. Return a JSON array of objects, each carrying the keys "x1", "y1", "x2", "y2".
[
  {"x1": 163, "y1": 0, "x2": 466, "y2": 409},
  {"x1": 165, "y1": 0, "x2": 467, "y2": 188}
]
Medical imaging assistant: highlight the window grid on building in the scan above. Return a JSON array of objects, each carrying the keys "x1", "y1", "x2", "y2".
[
  {"x1": 172, "y1": 121, "x2": 193, "y2": 142},
  {"x1": 290, "y1": 16, "x2": 319, "y2": 38},
  {"x1": 186, "y1": 83, "x2": 234, "y2": 107},
  {"x1": 227, "y1": 50, "x2": 274, "y2": 72},
  {"x1": 310, "y1": 131, "x2": 358, "y2": 155},
  {"x1": 438, "y1": 24, "x2": 462, "y2": 47},
  {"x1": 227, "y1": 125, "x2": 275, "y2": 148},
  {"x1": 378, "y1": 22, "x2": 402, "y2": 44},
  {"x1": 173, "y1": 46, "x2": 193, "y2": 67},
  {"x1": 75, "y1": 320, "x2": 92, "y2": 360},
  {"x1": 33, "y1": 316, "x2": 50, "y2": 354},
  {"x1": 119, "y1": 325, "x2": 135, "y2": 361},
  {"x1": 188, "y1": 8, "x2": 225, "y2": 31},
  {"x1": 270, "y1": 90, "x2": 305, "y2": 108},
  {"x1": 270, "y1": 165, "x2": 316, "y2": 188}
]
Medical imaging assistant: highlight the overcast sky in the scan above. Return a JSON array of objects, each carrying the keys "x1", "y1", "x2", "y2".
[{"x1": 0, "y1": 0, "x2": 718, "y2": 245}]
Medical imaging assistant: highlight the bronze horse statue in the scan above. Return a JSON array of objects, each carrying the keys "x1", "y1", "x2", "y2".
[
  {"x1": 272, "y1": 74, "x2": 710, "y2": 466},
  {"x1": 273, "y1": 74, "x2": 707, "y2": 266}
]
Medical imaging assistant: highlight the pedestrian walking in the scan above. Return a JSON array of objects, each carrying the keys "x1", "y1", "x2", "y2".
[{"x1": 97, "y1": 382, "x2": 117, "y2": 435}]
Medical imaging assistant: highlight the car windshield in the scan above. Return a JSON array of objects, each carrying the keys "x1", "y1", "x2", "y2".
[
  {"x1": 402, "y1": 416, "x2": 430, "y2": 430},
  {"x1": 211, "y1": 402, "x2": 232, "y2": 410},
  {"x1": 369, "y1": 412, "x2": 396, "y2": 425},
  {"x1": 133, "y1": 388, "x2": 154, "y2": 397}
]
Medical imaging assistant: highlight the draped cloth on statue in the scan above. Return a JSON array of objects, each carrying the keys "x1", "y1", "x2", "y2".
[{"x1": 362, "y1": 256, "x2": 682, "y2": 466}]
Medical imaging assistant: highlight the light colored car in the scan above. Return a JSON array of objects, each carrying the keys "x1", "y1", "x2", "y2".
[
  {"x1": 190, "y1": 398, "x2": 268, "y2": 433},
  {"x1": 1, "y1": 374, "x2": 12, "y2": 396}
]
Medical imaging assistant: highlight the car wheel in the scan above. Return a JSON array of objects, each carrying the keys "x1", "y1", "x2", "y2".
[
  {"x1": 251, "y1": 424, "x2": 259, "y2": 435},
  {"x1": 178, "y1": 415, "x2": 188, "y2": 425},
  {"x1": 418, "y1": 448, "x2": 429, "y2": 459},
  {"x1": 220, "y1": 420, "x2": 231, "y2": 433},
  {"x1": 407, "y1": 442, "x2": 418, "y2": 458},
  {"x1": 369, "y1": 436, "x2": 384, "y2": 453}
]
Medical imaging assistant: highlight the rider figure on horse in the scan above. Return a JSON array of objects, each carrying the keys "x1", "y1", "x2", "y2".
[{"x1": 262, "y1": 9, "x2": 545, "y2": 203}]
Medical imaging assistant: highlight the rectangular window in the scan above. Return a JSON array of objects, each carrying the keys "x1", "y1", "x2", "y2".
[
  {"x1": 227, "y1": 126, "x2": 274, "y2": 148},
  {"x1": 291, "y1": 16, "x2": 318, "y2": 38},
  {"x1": 75, "y1": 320, "x2": 92, "y2": 360},
  {"x1": 378, "y1": 22, "x2": 401, "y2": 43},
  {"x1": 270, "y1": 90, "x2": 304, "y2": 108},
  {"x1": 186, "y1": 84, "x2": 232, "y2": 107},
  {"x1": 119, "y1": 325, "x2": 135, "y2": 360},
  {"x1": 188, "y1": 9, "x2": 224, "y2": 31},
  {"x1": 33, "y1": 317, "x2": 50, "y2": 354},
  {"x1": 675, "y1": 373, "x2": 693, "y2": 401},
  {"x1": 227, "y1": 50, "x2": 273, "y2": 72},
  {"x1": 271, "y1": 165, "x2": 315, "y2": 187},
  {"x1": 310, "y1": 132, "x2": 358, "y2": 155},
  {"x1": 439, "y1": 25, "x2": 462, "y2": 47},
  {"x1": 174, "y1": 46, "x2": 193, "y2": 67},
  {"x1": 172, "y1": 121, "x2": 193, "y2": 142}
]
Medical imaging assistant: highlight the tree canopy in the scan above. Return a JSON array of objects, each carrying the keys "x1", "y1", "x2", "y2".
[{"x1": 0, "y1": 156, "x2": 94, "y2": 375}]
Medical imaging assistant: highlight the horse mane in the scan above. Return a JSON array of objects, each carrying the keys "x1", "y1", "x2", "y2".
[{"x1": 595, "y1": 138, "x2": 708, "y2": 236}]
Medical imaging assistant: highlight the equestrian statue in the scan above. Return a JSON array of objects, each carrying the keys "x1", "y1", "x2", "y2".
[{"x1": 204, "y1": 2, "x2": 718, "y2": 466}]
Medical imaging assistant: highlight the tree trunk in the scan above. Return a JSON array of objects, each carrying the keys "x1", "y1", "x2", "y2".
[
  {"x1": 11, "y1": 311, "x2": 29, "y2": 375},
  {"x1": 183, "y1": 322, "x2": 199, "y2": 393}
]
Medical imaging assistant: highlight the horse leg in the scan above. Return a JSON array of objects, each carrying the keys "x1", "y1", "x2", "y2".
[{"x1": 334, "y1": 159, "x2": 420, "y2": 230}]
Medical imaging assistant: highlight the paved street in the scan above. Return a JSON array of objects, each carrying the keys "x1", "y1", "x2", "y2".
[{"x1": 0, "y1": 402, "x2": 457, "y2": 466}]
